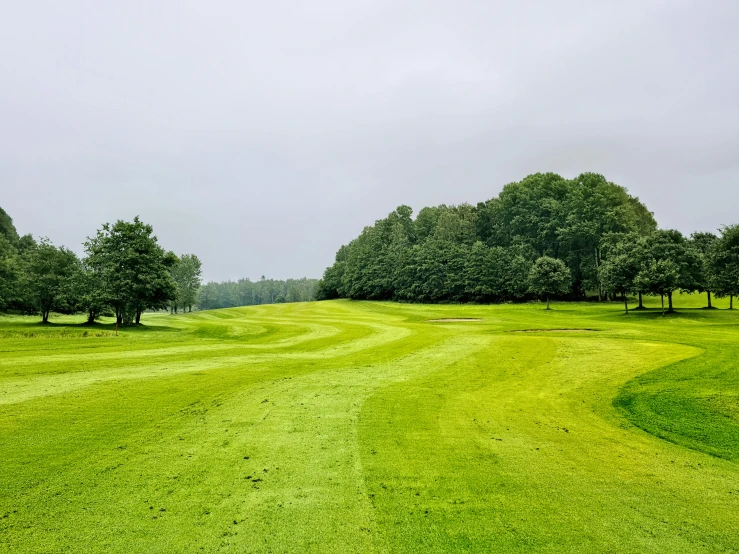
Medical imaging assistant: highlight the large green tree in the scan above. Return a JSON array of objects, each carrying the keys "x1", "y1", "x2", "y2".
[
  {"x1": 84, "y1": 217, "x2": 177, "y2": 325},
  {"x1": 690, "y1": 232, "x2": 719, "y2": 308},
  {"x1": 528, "y1": 256, "x2": 571, "y2": 310},
  {"x1": 23, "y1": 238, "x2": 80, "y2": 323},
  {"x1": 636, "y1": 230, "x2": 700, "y2": 312},
  {"x1": 75, "y1": 257, "x2": 113, "y2": 324},
  {"x1": 0, "y1": 207, "x2": 32, "y2": 311},
  {"x1": 599, "y1": 238, "x2": 641, "y2": 313},
  {"x1": 0, "y1": 207, "x2": 20, "y2": 245},
  {"x1": 0, "y1": 235, "x2": 22, "y2": 310},
  {"x1": 707, "y1": 225, "x2": 739, "y2": 309},
  {"x1": 634, "y1": 259, "x2": 680, "y2": 316},
  {"x1": 170, "y1": 254, "x2": 203, "y2": 313},
  {"x1": 557, "y1": 173, "x2": 656, "y2": 299}
]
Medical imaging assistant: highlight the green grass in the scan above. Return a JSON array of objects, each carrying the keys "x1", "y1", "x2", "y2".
[{"x1": 1, "y1": 294, "x2": 738, "y2": 553}]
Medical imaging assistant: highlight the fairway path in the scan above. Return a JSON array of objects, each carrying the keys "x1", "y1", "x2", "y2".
[{"x1": 1, "y1": 299, "x2": 738, "y2": 553}]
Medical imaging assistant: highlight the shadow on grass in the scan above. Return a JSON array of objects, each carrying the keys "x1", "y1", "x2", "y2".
[
  {"x1": 0, "y1": 319, "x2": 181, "y2": 337},
  {"x1": 620, "y1": 307, "x2": 737, "y2": 323}
]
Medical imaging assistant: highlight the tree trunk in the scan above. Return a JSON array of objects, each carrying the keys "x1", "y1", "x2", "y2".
[
  {"x1": 624, "y1": 295, "x2": 629, "y2": 314},
  {"x1": 668, "y1": 291, "x2": 674, "y2": 312},
  {"x1": 638, "y1": 291, "x2": 644, "y2": 309},
  {"x1": 661, "y1": 294, "x2": 665, "y2": 317},
  {"x1": 546, "y1": 294, "x2": 550, "y2": 310},
  {"x1": 594, "y1": 246, "x2": 602, "y2": 302},
  {"x1": 135, "y1": 310, "x2": 141, "y2": 325},
  {"x1": 42, "y1": 309, "x2": 49, "y2": 324},
  {"x1": 116, "y1": 307, "x2": 123, "y2": 325},
  {"x1": 731, "y1": 295, "x2": 734, "y2": 310},
  {"x1": 87, "y1": 310, "x2": 95, "y2": 324},
  {"x1": 707, "y1": 290, "x2": 713, "y2": 309}
]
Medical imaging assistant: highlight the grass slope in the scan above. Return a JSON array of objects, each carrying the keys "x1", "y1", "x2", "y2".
[{"x1": 1, "y1": 294, "x2": 738, "y2": 553}]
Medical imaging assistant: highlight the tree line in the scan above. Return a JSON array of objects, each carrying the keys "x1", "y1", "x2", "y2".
[
  {"x1": 0, "y1": 208, "x2": 202, "y2": 325},
  {"x1": 316, "y1": 172, "x2": 739, "y2": 312},
  {"x1": 196, "y1": 277, "x2": 318, "y2": 310}
]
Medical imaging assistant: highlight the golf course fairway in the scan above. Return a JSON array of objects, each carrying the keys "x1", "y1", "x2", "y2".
[{"x1": 1, "y1": 297, "x2": 738, "y2": 553}]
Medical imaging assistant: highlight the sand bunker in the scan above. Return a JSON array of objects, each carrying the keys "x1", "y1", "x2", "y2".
[{"x1": 427, "y1": 318, "x2": 483, "y2": 322}]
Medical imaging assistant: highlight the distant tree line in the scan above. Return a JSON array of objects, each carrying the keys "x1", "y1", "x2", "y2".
[
  {"x1": 196, "y1": 277, "x2": 318, "y2": 310},
  {"x1": 316, "y1": 172, "x2": 739, "y2": 312},
  {"x1": 0, "y1": 208, "x2": 202, "y2": 325}
]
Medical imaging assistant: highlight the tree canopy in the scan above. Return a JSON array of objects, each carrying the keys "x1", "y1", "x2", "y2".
[
  {"x1": 0, "y1": 211, "x2": 191, "y2": 324},
  {"x1": 707, "y1": 225, "x2": 739, "y2": 308},
  {"x1": 170, "y1": 254, "x2": 203, "y2": 313},
  {"x1": 23, "y1": 238, "x2": 80, "y2": 323},
  {"x1": 528, "y1": 256, "x2": 571, "y2": 310},
  {"x1": 317, "y1": 172, "x2": 738, "y2": 311},
  {"x1": 318, "y1": 172, "x2": 661, "y2": 304},
  {"x1": 85, "y1": 217, "x2": 178, "y2": 325}
]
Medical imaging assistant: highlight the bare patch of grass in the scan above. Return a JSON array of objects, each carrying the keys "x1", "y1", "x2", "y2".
[
  {"x1": 0, "y1": 330, "x2": 115, "y2": 339},
  {"x1": 509, "y1": 328, "x2": 601, "y2": 333},
  {"x1": 427, "y1": 318, "x2": 482, "y2": 322}
]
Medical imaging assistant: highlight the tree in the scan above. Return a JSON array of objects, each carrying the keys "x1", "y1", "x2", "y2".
[
  {"x1": 0, "y1": 235, "x2": 22, "y2": 310},
  {"x1": 170, "y1": 254, "x2": 203, "y2": 312},
  {"x1": 707, "y1": 225, "x2": 739, "y2": 309},
  {"x1": 316, "y1": 245, "x2": 349, "y2": 300},
  {"x1": 84, "y1": 217, "x2": 177, "y2": 325},
  {"x1": 634, "y1": 259, "x2": 680, "y2": 316},
  {"x1": 23, "y1": 238, "x2": 80, "y2": 323},
  {"x1": 0, "y1": 208, "x2": 25, "y2": 311},
  {"x1": 431, "y1": 204, "x2": 477, "y2": 245},
  {"x1": 690, "y1": 232, "x2": 718, "y2": 308},
  {"x1": 76, "y1": 260, "x2": 111, "y2": 324},
  {"x1": 197, "y1": 282, "x2": 220, "y2": 310},
  {"x1": 325, "y1": 172, "x2": 656, "y2": 303},
  {"x1": 0, "y1": 207, "x2": 20, "y2": 245},
  {"x1": 636, "y1": 229, "x2": 699, "y2": 312},
  {"x1": 180, "y1": 254, "x2": 203, "y2": 312},
  {"x1": 600, "y1": 248, "x2": 639, "y2": 313},
  {"x1": 601, "y1": 232, "x2": 648, "y2": 309},
  {"x1": 341, "y1": 226, "x2": 389, "y2": 300},
  {"x1": 16, "y1": 234, "x2": 36, "y2": 254},
  {"x1": 558, "y1": 173, "x2": 656, "y2": 300},
  {"x1": 528, "y1": 256, "x2": 571, "y2": 310},
  {"x1": 394, "y1": 239, "x2": 467, "y2": 302},
  {"x1": 463, "y1": 242, "x2": 534, "y2": 302}
]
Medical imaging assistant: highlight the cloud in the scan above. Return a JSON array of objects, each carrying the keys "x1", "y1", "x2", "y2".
[{"x1": 2, "y1": 0, "x2": 738, "y2": 280}]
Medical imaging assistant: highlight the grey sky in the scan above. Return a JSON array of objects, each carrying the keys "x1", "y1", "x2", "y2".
[{"x1": 2, "y1": 1, "x2": 738, "y2": 282}]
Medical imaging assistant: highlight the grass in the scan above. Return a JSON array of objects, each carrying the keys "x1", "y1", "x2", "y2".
[{"x1": 1, "y1": 293, "x2": 738, "y2": 553}]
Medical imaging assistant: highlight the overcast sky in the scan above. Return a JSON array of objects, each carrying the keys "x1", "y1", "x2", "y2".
[{"x1": 2, "y1": 1, "x2": 738, "y2": 281}]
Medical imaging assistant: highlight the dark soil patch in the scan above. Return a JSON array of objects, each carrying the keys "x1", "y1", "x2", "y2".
[
  {"x1": 510, "y1": 328, "x2": 601, "y2": 333},
  {"x1": 427, "y1": 318, "x2": 483, "y2": 322}
]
